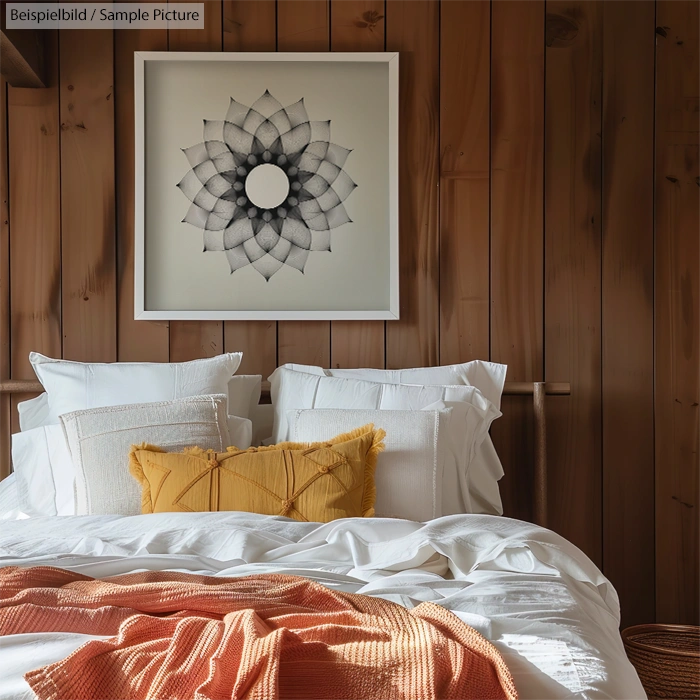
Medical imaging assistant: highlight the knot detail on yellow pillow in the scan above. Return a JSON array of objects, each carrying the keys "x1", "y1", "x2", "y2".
[{"x1": 128, "y1": 425, "x2": 385, "y2": 523}]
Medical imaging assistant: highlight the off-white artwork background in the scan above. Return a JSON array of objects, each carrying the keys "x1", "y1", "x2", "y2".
[{"x1": 144, "y1": 60, "x2": 390, "y2": 312}]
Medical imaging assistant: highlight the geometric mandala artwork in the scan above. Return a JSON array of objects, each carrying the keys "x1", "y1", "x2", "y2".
[{"x1": 177, "y1": 90, "x2": 357, "y2": 280}]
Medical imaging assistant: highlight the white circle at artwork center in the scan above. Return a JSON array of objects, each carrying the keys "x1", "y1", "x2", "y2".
[{"x1": 245, "y1": 164, "x2": 290, "y2": 210}]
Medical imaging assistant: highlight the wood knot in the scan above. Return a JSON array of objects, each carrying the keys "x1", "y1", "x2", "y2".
[
  {"x1": 545, "y1": 13, "x2": 579, "y2": 47},
  {"x1": 354, "y1": 10, "x2": 384, "y2": 31}
]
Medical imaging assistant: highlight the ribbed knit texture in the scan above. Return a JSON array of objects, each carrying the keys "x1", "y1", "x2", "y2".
[{"x1": 0, "y1": 566, "x2": 518, "y2": 700}]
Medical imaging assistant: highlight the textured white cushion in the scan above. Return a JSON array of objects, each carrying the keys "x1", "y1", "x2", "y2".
[
  {"x1": 61, "y1": 395, "x2": 231, "y2": 516},
  {"x1": 269, "y1": 369, "x2": 500, "y2": 515},
  {"x1": 270, "y1": 363, "x2": 507, "y2": 515},
  {"x1": 30, "y1": 352, "x2": 242, "y2": 426},
  {"x1": 289, "y1": 406, "x2": 489, "y2": 520},
  {"x1": 11, "y1": 425, "x2": 74, "y2": 517}
]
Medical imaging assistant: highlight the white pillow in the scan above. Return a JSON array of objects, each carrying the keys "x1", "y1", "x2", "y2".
[
  {"x1": 227, "y1": 375, "x2": 262, "y2": 420},
  {"x1": 289, "y1": 405, "x2": 487, "y2": 520},
  {"x1": 277, "y1": 360, "x2": 507, "y2": 409},
  {"x1": 17, "y1": 393, "x2": 50, "y2": 432},
  {"x1": 29, "y1": 352, "x2": 242, "y2": 426},
  {"x1": 61, "y1": 395, "x2": 231, "y2": 516},
  {"x1": 227, "y1": 415, "x2": 253, "y2": 449},
  {"x1": 269, "y1": 367, "x2": 498, "y2": 441},
  {"x1": 11, "y1": 425, "x2": 74, "y2": 517},
  {"x1": 250, "y1": 402, "x2": 274, "y2": 446},
  {"x1": 269, "y1": 368, "x2": 501, "y2": 514},
  {"x1": 270, "y1": 363, "x2": 507, "y2": 514},
  {"x1": 19, "y1": 374, "x2": 260, "y2": 432}
]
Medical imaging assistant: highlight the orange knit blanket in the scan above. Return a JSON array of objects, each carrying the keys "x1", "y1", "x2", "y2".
[{"x1": 0, "y1": 566, "x2": 518, "y2": 700}]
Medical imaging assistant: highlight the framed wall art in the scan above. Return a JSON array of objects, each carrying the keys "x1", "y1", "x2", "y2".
[{"x1": 134, "y1": 52, "x2": 399, "y2": 321}]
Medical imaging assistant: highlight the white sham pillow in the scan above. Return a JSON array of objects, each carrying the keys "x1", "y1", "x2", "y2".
[
  {"x1": 269, "y1": 363, "x2": 507, "y2": 514},
  {"x1": 269, "y1": 368, "x2": 502, "y2": 514},
  {"x1": 269, "y1": 367, "x2": 498, "y2": 442},
  {"x1": 11, "y1": 425, "x2": 74, "y2": 517},
  {"x1": 277, "y1": 360, "x2": 507, "y2": 409},
  {"x1": 227, "y1": 415, "x2": 253, "y2": 449},
  {"x1": 18, "y1": 375, "x2": 259, "y2": 433},
  {"x1": 250, "y1": 402, "x2": 274, "y2": 446},
  {"x1": 29, "y1": 352, "x2": 242, "y2": 426},
  {"x1": 17, "y1": 393, "x2": 50, "y2": 432},
  {"x1": 289, "y1": 405, "x2": 487, "y2": 520},
  {"x1": 61, "y1": 395, "x2": 231, "y2": 516},
  {"x1": 227, "y1": 375, "x2": 262, "y2": 421}
]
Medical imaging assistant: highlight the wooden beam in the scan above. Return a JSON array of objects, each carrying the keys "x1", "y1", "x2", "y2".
[
  {"x1": 0, "y1": 379, "x2": 42, "y2": 394},
  {"x1": 0, "y1": 27, "x2": 45, "y2": 88}
]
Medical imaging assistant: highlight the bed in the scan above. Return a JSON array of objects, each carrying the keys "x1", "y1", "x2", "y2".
[{"x1": 0, "y1": 358, "x2": 646, "y2": 700}]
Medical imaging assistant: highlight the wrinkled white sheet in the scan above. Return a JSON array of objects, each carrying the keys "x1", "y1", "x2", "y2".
[
  {"x1": 0, "y1": 512, "x2": 645, "y2": 700},
  {"x1": 0, "y1": 474, "x2": 28, "y2": 521}
]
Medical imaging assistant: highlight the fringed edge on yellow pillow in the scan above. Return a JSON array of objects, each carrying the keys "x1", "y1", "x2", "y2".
[
  {"x1": 359, "y1": 427, "x2": 386, "y2": 518},
  {"x1": 128, "y1": 443, "x2": 167, "y2": 514}
]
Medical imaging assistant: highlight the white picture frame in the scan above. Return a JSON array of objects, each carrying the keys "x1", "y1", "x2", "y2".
[{"x1": 134, "y1": 51, "x2": 399, "y2": 321}]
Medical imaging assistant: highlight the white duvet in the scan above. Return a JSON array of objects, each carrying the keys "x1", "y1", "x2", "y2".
[{"x1": 0, "y1": 511, "x2": 645, "y2": 700}]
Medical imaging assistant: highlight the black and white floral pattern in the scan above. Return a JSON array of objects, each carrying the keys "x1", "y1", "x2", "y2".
[{"x1": 177, "y1": 91, "x2": 356, "y2": 280}]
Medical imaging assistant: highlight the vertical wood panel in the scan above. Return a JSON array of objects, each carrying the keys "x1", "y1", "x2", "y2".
[
  {"x1": 8, "y1": 32, "x2": 61, "y2": 431},
  {"x1": 385, "y1": 0, "x2": 439, "y2": 369},
  {"x1": 329, "y1": 0, "x2": 386, "y2": 370},
  {"x1": 168, "y1": 0, "x2": 222, "y2": 51},
  {"x1": 0, "y1": 77, "x2": 9, "y2": 478},
  {"x1": 116, "y1": 27, "x2": 169, "y2": 362},
  {"x1": 544, "y1": 2, "x2": 603, "y2": 565},
  {"x1": 654, "y1": 0, "x2": 699, "y2": 625},
  {"x1": 439, "y1": 0, "x2": 490, "y2": 365},
  {"x1": 222, "y1": 0, "x2": 278, "y2": 378},
  {"x1": 60, "y1": 30, "x2": 116, "y2": 362},
  {"x1": 602, "y1": 0, "x2": 655, "y2": 629},
  {"x1": 278, "y1": 0, "x2": 329, "y2": 52},
  {"x1": 490, "y1": 0, "x2": 545, "y2": 521},
  {"x1": 168, "y1": 0, "x2": 225, "y2": 362},
  {"x1": 276, "y1": 0, "x2": 331, "y2": 368},
  {"x1": 224, "y1": 0, "x2": 276, "y2": 52}
]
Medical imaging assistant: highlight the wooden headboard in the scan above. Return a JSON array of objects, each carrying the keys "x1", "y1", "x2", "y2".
[{"x1": 0, "y1": 378, "x2": 570, "y2": 527}]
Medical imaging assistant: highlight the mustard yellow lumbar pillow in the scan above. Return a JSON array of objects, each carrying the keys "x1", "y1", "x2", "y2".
[{"x1": 128, "y1": 424, "x2": 386, "y2": 523}]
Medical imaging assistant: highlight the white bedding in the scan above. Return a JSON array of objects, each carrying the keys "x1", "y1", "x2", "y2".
[
  {"x1": 0, "y1": 474, "x2": 26, "y2": 521},
  {"x1": 0, "y1": 511, "x2": 645, "y2": 699}
]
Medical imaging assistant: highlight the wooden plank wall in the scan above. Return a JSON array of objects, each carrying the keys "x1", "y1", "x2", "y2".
[
  {"x1": 0, "y1": 0, "x2": 697, "y2": 630},
  {"x1": 654, "y1": 0, "x2": 699, "y2": 625}
]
